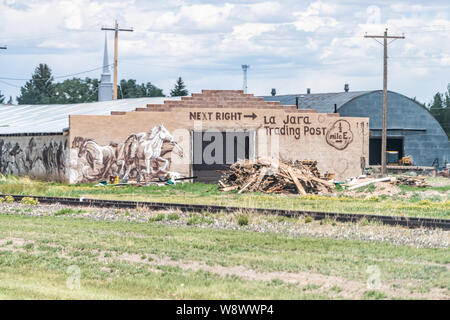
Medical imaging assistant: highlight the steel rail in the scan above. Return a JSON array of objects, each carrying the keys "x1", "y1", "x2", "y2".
[{"x1": 2, "y1": 194, "x2": 449, "y2": 230}]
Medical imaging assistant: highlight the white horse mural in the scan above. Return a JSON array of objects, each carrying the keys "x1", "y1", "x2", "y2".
[{"x1": 71, "y1": 125, "x2": 184, "y2": 183}]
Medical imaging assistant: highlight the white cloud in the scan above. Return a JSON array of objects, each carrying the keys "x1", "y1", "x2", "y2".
[
  {"x1": 0, "y1": 0, "x2": 449, "y2": 104},
  {"x1": 292, "y1": 1, "x2": 338, "y2": 32}
]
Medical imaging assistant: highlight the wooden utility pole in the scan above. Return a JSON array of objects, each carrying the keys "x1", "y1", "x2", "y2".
[
  {"x1": 101, "y1": 20, "x2": 133, "y2": 100},
  {"x1": 365, "y1": 28, "x2": 405, "y2": 177}
]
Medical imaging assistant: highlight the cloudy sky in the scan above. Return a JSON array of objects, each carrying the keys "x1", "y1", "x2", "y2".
[{"x1": 0, "y1": 0, "x2": 449, "y2": 104}]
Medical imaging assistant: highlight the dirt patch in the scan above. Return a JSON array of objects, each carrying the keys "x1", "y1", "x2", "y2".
[
  {"x1": 115, "y1": 252, "x2": 449, "y2": 300},
  {"x1": 344, "y1": 181, "x2": 402, "y2": 198}
]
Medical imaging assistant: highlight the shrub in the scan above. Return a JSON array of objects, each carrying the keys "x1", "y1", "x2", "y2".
[
  {"x1": 149, "y1": 213, "x2": 165, "y2": 222},
  {"x1": 304, "y1": 216, "x2": 313, "y2": 223},
  {"x1": 187, "y1": 214, "x2": 213, "y2": 225},
  {"x1": 237, "y1": 214, "x2": 249, "y2": 226},
  {"x1": 5, "y1": 195, "x2": 14, "y2": 204},
  {"x1": 55, "y1": 208, "x2": 76, "y2": 216},
  {"x1": 21, "y1": 197, "x2": 39, "y2": 205},
  {"x1": 167, "y1": 213, "x2": 180, "y2": 221},
  {"x1": 0, "y1": 197, "x2": 4, "y2": 203}
]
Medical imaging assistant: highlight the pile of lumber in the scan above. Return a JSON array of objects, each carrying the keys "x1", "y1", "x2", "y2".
[
  {"x1": 218, "y1": 158, "x2": 334, "y2": 195},
  {"x1": 391, "y1": 176, "x2": 429, "y2": 188}
]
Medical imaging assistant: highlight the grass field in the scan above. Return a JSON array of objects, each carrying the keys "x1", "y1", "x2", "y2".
[
  {"x1": 0, "y1": 175, "x2": 449, "y2": 219},
  {"x1": 0, "y1": 212, "x2": 448, "y2": 299}
]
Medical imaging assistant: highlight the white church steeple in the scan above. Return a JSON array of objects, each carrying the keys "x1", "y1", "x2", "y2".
[{"x1": 98, "y1": 33, "x2": 113, "y2": 101}]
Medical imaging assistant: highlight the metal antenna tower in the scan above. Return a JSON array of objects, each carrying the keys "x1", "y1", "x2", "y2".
[{"x1": 241, "y1": 64, "x2": 250, "y2": 93}]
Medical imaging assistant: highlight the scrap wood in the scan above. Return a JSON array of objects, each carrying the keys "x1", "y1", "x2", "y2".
[
  {"x1": 287, "y1": 167, "x2": 306, "y2": 195},
  {"x1": 391, "y1": 176, "x2": 430, "y2": 188},
  {"x1": 347, "y1": 177, "x2": 392, "y2": 191},
  {"x1": 218, "y1": 158, "x2": 334, "y2": 195}
]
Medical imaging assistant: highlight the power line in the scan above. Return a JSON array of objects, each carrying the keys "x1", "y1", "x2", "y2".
[{"x1": 0, "y1": 64, "x2": 113, "y2": 82}]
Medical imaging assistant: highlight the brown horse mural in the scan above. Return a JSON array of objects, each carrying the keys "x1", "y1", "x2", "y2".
[{"x1": 70, "y1": 125, "x2": 184, "y2": 183}]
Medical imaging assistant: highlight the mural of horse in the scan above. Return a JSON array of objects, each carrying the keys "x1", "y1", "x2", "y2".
[
  {"x1": 77, "y1": 139, "x2": 117, "y2": 179},
  {"x1": 70, "y1": 125, "x2": 184, "y2": 182},
  {"x1": 137, "y1": 125, "x2": 184, "y2": 175}
]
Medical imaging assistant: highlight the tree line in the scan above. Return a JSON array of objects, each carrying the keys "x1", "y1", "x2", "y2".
[
  {"x1": 427, "y1": 84, "x2": 450, "y2": 139},
  {"x1": 0, "y1": 63, "x2": 188, "y2": 105}
]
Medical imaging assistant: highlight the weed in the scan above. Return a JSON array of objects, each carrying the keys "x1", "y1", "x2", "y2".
[
  {"x1": 363, "y1": 290, "x2": 387, "y2": 300},
  {"x1": 330, "y1": 285, "x2": 342, "y2": 294},
  {"x1": 304, "y1": 216, "x2": 313, "y2": 223},
  {"x1": 149, "y1": 214, "x2": 165, "y2": 222},
  {"x1": 55, "y1": 208, "x2": 82, "y2": 216},
  {"x1": 24, "y1": 243, "x2": 34, "y2": 250},
  {"x1": 187, "y1": 214, "x2": 213, "y2": 225},
  {"x1": 167, "y1": 213, "x2": 180, "y2": 221},
  {"x1": 237, "y1": 215, "x2": 249, "y2": 226},
  {"x1": 21, "y1": 197, "x2": 39, "y2": 205}
]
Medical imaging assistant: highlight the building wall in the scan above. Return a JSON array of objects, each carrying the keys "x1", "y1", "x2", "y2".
[
  {"x1": 68, "y1": 90, "x2": 369, "y2": 183},
  {"x1": 338, "y1": 91, "x2": 450, "y2": 166},
  {"x1": 0, "y1": 134, "x2": 69, "y2": 181}
]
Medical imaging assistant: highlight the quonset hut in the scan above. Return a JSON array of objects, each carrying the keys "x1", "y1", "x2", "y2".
[
  {"x1": 264, "y1": 90, "x2": 450, "y2": 168},
  {"x1": 0, "y1": 90, "x2": 369, "y2": 183}
]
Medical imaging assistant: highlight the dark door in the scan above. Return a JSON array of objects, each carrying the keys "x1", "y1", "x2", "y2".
[
  {"x1": 193, "y1": 131, "x2": 250, "y2": 183},
  {"x1": 369, "y1": 137, "x2": 404, "y2": 165}
]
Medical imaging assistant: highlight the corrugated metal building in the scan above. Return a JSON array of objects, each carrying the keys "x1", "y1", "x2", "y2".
[
  {"x1": 0, "y1": 97, "x2": 180, "y2": 181},
  {"x1": 264, "y1": 90, "x2": 450, "y2": 167}
]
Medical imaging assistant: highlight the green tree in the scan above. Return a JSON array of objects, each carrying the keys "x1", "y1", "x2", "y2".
[
  {"x1": 7, "y1": 96, "x2": 13, "y2": 105},
  {"x1": 444, "y1": 83, "x2": 450, "y2": 109},
  {"x1": 118, "y1": 79, "x2": 165, "y2": 99},
  {"x1": 17, "y1": 63, "x2": 56, "y2": 104},
  {"x1": 53, "y1": 77, "x2": 99, "y2": 104},
  {"x1": 428, "y1": 85, "x2": 450, "y2": 139},
  {"x1": 429, "y1": 92, "x2": 443, "y2": 110},
  {"x1": 0, "y1": 90, "x2": 4, "y2": 104},
  {"x1": 170, "y1": 77, "x2": 188, "y2": 97}
]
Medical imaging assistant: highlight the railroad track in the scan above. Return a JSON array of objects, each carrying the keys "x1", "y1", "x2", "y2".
[{"x1": 2, "y1": 194, "x2": 450, "y2": 230}]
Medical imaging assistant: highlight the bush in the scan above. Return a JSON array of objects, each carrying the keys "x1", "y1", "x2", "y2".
[
  {"x1": 237, "y1": 214, "x2": 249, "y2": 226},
  {"x1": 55, "y1": 208, "x2": 76, "y2": 216},
  {"x1": 187, "y1": 214, "x2": 213, "y2": 225},
  {"x1": 21, "y1": 197, "x2": 39, "y2": 205},
  {"x1": 149, "y1": 213, "x2": 165, "y2": 222},
  {"x1": 304, "y1": 216, "x2": 313, "y2": 223},
  {"x1": 0, "y1": 197, "x2": 4, "y2": 203},
  {"x1": 5, "y1": 195, "x2": 14, "y2": 203},
  {"x1": 167, "y1": 213, "x2": 180, "y2": 221}
]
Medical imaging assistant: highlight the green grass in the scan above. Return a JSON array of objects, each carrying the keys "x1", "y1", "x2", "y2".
[
  {"x1": 0, "y1": 176, "x2": 449, "y2": 219},
  {"x1": 0, "y1": 213, "x2": 448, "y2": 299}
]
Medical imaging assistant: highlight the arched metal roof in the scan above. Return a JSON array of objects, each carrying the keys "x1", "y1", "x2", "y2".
[{"x1": 263, "y1": 91, "x2": 374, "y2": 113}]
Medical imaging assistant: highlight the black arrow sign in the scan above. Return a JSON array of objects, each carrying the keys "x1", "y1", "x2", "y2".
[{"x1": 244, "y1": 112, "x2": 257, "y2": 120}]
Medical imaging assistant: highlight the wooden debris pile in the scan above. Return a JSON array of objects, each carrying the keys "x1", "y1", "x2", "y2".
[
  {"x1": 391, "y1": 176, "x2": 430, "y2": 188},
  {"x1": 218, "y1": 159, "x2": 334, "y2": 195}
]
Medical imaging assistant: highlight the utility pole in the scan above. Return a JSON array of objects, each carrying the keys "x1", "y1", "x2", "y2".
[
  {"x1": 241, "y1": 64, "x2": 250, "y2": 93},
  {"x1": 364, "y1": 28, "x2": 405, "y2": 177},
  {"x1": 101, "y1": 20, "x2": 133, "y2": 100}
]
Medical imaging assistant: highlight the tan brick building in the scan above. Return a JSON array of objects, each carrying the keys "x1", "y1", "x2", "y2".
[{"x1": 0, "y1": 91, "x2": 369, "y2": 184}]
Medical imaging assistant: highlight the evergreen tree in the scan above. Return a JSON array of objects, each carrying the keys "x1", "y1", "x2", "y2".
[
  {"x1": 170, "y1": 77, "x2": 188, "y2": 97},
  {"x1": 7, "y1": 96, "x2": 13, "y2": 105},
  {"x1": 17, "y1": 63, "x2": 56, "y2": 104},
  {"x1": 429, "y1": 92, "x2": 443, "y2": 110},
  {"x1": 444, "y1": 83, "x2": 450, "y2": 109},
  {"x1": 0, "y1": 90, "x2": 4, "y2": 104}
]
